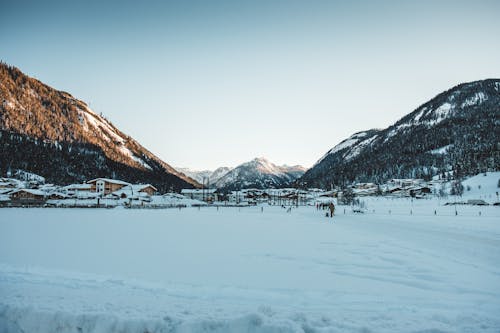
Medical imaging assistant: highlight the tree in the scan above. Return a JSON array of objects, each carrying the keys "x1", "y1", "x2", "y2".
[
  {"x1": 438, "y1": 186, "x2": 447, "y2": 198},
  {"x1": 450, "y1": 180, "x2": 464, "y2": 197},
  {"x1": 340, "y1": 187, "x2": 355, "y2": 205}
]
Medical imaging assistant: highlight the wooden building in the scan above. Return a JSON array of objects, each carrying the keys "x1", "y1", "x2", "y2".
[
  {"x1": 9, "y1": 189, "x2": 46, "y2": 204},
  {"x1": 87, "y1": 178, "x2": 131, "y2": 195},
  {"x1": 181, "y1": 189, "x2": 218, "y2": 202}
]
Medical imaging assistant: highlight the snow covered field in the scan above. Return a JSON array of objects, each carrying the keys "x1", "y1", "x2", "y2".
[{"x1": 1, "y1": 196, "x2": 500, "y2": 332}]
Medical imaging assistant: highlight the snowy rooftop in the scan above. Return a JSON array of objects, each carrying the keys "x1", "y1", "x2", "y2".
[
  {"x1": 86, "y1": 178, "x2": 131, "y2": 186},
  {"x1": 10, "y1": 188, "x2": 46, "y2": 196},
  {"x1": 63, "y1": 183, "x2": 92, "y2": 190},
  {"x1": 181, "y1": 189, "x2": 217, "y2": 194}
]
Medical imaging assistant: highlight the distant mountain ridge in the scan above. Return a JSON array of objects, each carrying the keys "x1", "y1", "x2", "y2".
[
  {"x1": 300, "y1": 79, "x2": 500, "y2": 188},
  {"x1": 176, "y1": 166, "x2": 232, "y2": 185},
  {"x1": 215, "y1": 157, "x2": 306, "y2": 191},
  {"x1": 0, "y1": 63, "x2": 199, "y2": 192}
]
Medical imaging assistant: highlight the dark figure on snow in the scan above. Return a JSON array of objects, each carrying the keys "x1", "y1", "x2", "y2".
[{"x1": 328, "y1": 202, "x2": 335, "y2": 218}]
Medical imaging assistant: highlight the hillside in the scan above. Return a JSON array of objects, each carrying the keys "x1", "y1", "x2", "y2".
[
  {"x1": 0, "y1": 63, "x2": 199, "y2": 192},
  {"x1": 300, "y1": 79, "x2": 500, "y2": 188}
]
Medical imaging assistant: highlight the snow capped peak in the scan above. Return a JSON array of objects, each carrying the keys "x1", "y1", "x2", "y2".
[
  {"x1": 245, "y1": 157, "x2": 281, "y2": 174},
  {"x1": 214, "y1": 157, "x2": 306, "y2": 190},
  {"x1": 175, "y1": 166, "x2": 232, "y2": 184}
]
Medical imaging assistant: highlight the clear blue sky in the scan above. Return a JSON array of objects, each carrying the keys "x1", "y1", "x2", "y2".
[{"x1": 2, "y1": 0, "x2": 500, "y2": 170}]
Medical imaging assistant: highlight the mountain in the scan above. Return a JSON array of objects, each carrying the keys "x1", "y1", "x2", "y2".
[
  {"x1": 176, "y1": 166, "x2": 232, "y2": 185},
  {"x1": 214, "y1": 157, "x2": 306, "y2": 191},
  {"x1": 300, "y1": 79, "x2": 500, "y2": 188},
  {"x1": 0, "y1": 63, "x2": 199, "y2": 192}
]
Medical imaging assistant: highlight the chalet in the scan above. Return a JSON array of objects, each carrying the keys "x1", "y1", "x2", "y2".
[
  {"x1": 387, "y1": 179, "x2": 425, "y2": 188},
  {"x1": 181, "y1": 188, "x2": 218, "y2": 202},
  {"x1": 132, "y1": 184, "x2": 157, "y2": 196},
  {"x1": 87, "y1": 178, "x2": 131, "y2": 195},
  {"x1": 47, "y1": 192, "x2": 69, "y2": 200},
  {"x1": 408, "y1": 186, "x2": 432, "y2": 197},
  {"x1": 62, "y1": 183, "x2": 92, "y2": 193},
  {"x1": 354, "y1": 183, "x2": 377, "y2": 190},
  {"x1": 319, "y1": 190, "x2": 338, "y2": 198},
  {"x1": 9, "y1": 189, "x2": 46, "y2": 203},
  {"x1": 110, "y1": 184, "x2": 158, "y2": 199}
]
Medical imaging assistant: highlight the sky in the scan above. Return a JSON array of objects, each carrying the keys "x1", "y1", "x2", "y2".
[{"x1": 2, "y1": 0, "x2": 500, "y2": 170}]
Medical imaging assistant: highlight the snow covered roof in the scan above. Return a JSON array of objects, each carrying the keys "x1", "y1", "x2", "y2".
[
  {"x1": 63, "y1": 183, "x2": 92, "y2": 190},
  {"x1": 111, "y1": 189, "x2": 150, "y2": 198},
  {"x1": 10, "y1": 189, "x2": 46, "y2": 196},
  {"x1": 87, "y1": 178, "x2": 131, "y2": 186},
  {"x1": 129, "y1": 184, "x2": 157, "y2": 192},
  {"x1": 181, "y1": 189, "x2": 217, "y2": 194},
  {"x1": 49, "y1": 192, "x2": 69, "y2": 198},
  {"x1": 108, "y1": 184, "x2": 157, "y2": 197},
  {"x1": 0, "y1": 188, "x2": 14, "y2": 195}
]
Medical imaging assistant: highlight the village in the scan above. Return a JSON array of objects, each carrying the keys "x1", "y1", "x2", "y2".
[{"x1": 0, "y1": 170, "x2": 479, "y2": 208}]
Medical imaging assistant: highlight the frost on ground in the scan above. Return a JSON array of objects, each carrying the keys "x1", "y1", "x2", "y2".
[{"x1": 1, "y1": 198, "x2": 499, "y2": 332}]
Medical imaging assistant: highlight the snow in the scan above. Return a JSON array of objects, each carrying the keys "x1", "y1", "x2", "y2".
[
  {"x1": 343, "y1": 135, "x2": 378, "y2": 160},
  {"x1": 80, "y1": 109, "x2": 124, "y2": 144},
  {"x1": 315, "y1": 132, "x2": 371, "y2": 166},
  {"x1": 177, "y1": 167, "x2": 233, "y2": 185},
  {"x1": 1, "y1": 190, "x2": 500, "y2": 332},
  {"x1": 214, "y1": 158, "x2": 304, "y2": 188},
  {"x1": 460, "y1": 172, "x2": 500, "y2": 201},
  {"x1": 14, "y1": 169, "x2": 45, "y2": 183},
  {"x1": 413, "y1": 107, "x2": 426, "y2": 122},
  {"x1": 87, "y1": 178, "x2": 131, "y2": 186},
  {"x1": 10, "y1": 188, "x2": 46, "y2": 196},
  {"x1": 461, "y1": 92, "x2": 488, "y2": 108},
  {"x1": 79, "y1": 107, "x2": 152, "y2": 170},
  {"x1": 429, "y1": 144, "x2": 453, "y2": 155},
  {"x1": 118, "y1": 145, "x2": 153, "y2": 171},
  {"x1": 431, "y1": 102, "x2": 453, "y2": 125}
]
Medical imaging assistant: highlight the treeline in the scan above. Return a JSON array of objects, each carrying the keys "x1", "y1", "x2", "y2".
[
  {"x1": 0, "y1": 130, "x2": 194, "y2": 193},
  {"x1": 300, "y1": 79, "x2": 500, "y2": 188}
]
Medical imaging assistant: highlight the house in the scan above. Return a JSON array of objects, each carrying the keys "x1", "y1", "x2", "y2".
[
  {"x1": 9, "y1": 189, "x2": 46, "y2": 204},
  {"x1": 387, "y1": 179, "x2": 425, "y2": 188},
  {"x1": 181, "y1": 188, "x2": 218, "y2": 202},
  {"x1": 408, "y1": 186, "x2": 432, "y2": 197},
  {"x1": 47, "y1": 192, "x2": 69, "y2": 200},
  {"x1": 354, "y1": 183, "x2": 377, "y2": 190},
  {"x1": 62, "y1": 183, "x2": 92, "y2": 193},
  {"x1": 87, "y1": 178, "x2": 131, "y2": 195},
  {"x1": 110, "y1": 184, "x2": 158, "y2": 199},
  {"x1": 132, "y1": 184, "x2": 157, "y2": 196},
  {"x1": 319, "y1": 190, "x2": 338, "y2": 198}
]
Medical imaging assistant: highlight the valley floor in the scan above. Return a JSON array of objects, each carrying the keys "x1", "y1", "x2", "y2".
[{"x1": 0, "y1": 200, "x2": 499, "y2": 333}]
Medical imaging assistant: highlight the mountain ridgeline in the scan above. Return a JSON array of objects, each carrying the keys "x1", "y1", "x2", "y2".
[
  {"x1": 176, "y1": 167, "x2": 233, "y2": 186},
  {"x1": 1, "y1": 63, "x2": 498, "y2": 192},
  {"x1": 214, "y1": 157, "x2": 306, "y2": 191},
  {"x1": 300, "y1": 79, "x2": 500, "y2": 188},
  {"x1": 0, "y1": 63, "x2": 199, "y2": 192}
]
